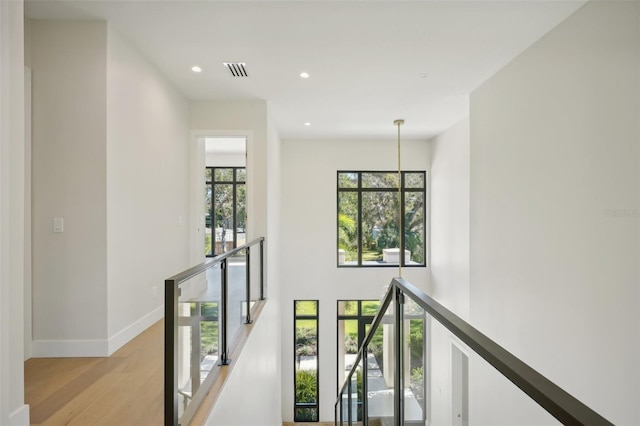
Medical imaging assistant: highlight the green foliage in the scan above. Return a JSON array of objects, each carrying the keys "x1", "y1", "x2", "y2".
[
  {"x1": 409, "y1": 320, "x2": 424, "y2": 366},
  {"x1": 361, "y1": 300, "x2": 380, "y2": 316},
  {"x1": 338, "y1": 171, "x2": 425, "y2": 263},
  {"x1": 199, "y1": 303, "x2": 219, "y2": 356},
  {"x1": 338, "y1": 213, "x2": 356, "y2": 238},
  {"x1": 295, "y1": 370, "x2": 319, "y2": 421},
  {"x1": 368, "y1": 328, "x2": 384, "y2": 370},
  {"x1": 295, "y1": 369, "x2": 318, "y2": 404},
  {"x1": 410, "y1": 367, "x2": 424, "y2": 402},
  {"x1": 200, "y1": 320, "x2": 218, "y2": 356},
  {"x1": 405, "y1": 229, "x2": 424, "y2": 263},
  {"x1": 204, "y1": 234, "x2": 212, "y2": 256},
  {"x1": 338, "y1": 213, "x2": 357, "y2": 261},
  {"x1": 344, "y1": 334, "x2": 358, "y2": 354},
  {"x1": 294, "y1": 407, "x2": 318, "y2": 422},
  {"x1": 295, "y1": 300, "x2": 317, "y2": 315},
  {"x1": 295, "y1": 327, "x2": 317, "y2": 357}
]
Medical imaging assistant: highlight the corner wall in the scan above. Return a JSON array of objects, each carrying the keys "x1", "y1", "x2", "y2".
[
  {"x1": 429, "y1": 118, "x2": 470, "y2": 319},
  {"x1": 106, "y1": 27, "x2": 190, "y2": 351},
  {"x1": 201, "y1": 108, "x2": 283, "y2": 425},
  {"x1": 469, "y1": 1, "x2": 640, "y2": 423},
  {"x1": 29, "y1": 20, "x2": 191, "y2": 357},
  {"x1": 427, "y1": 118, "x2": 470, "y2": 425},
  {"x1": 30, "y1": 20, "x2": 109, "y2": 355},
  {"x1": 0, "y1": 0, "x2": 29, "y2": 423}
]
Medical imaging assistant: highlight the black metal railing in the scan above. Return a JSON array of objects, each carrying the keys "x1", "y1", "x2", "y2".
[
  {"x1": 336, "y1": 277, "x2": 613, "y2": 425},
  {"x1": 165, "y1": 237, "x2": 265, "y2": 426}
]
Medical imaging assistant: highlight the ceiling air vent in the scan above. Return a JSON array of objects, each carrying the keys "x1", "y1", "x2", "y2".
[{"x1": 223, "y1": 62, "x2": 248, "y2": 77}]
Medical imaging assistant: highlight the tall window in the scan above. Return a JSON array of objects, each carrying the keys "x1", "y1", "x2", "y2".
[
  {"x1": 337, "y1": 171, "x2": 426, "y2": 267},
  {"x1": 205, "y1": 167, "x2": 246, "y2": 257},
  {"x1": 294, "y1": 300, "x2": 319, "y2": 422},
  {"x1": 337, "y1": 300, "x2": 380, "y2": 387}
]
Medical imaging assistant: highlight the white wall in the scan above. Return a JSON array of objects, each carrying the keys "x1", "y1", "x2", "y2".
[
  {"x1": 429, "y1": 118, "x2": 470, "y2": 319},
  {"x1": 279, "y1": 138, "x2": 430, "y2": 422},
  {"x1": 266, "y1": 115, "x2": 282, "y2": 300},
  {"x1": 30, "y1": 21, "x2": 191, "y2": 357},
  {"x1": 106, "y1": 28, "x2": 190, "y2": 352},
  {"x1": 191, "y1": 101, "x2": 268, "y2": 244},
  {"x1": 427, "y1": 118, "x2": 470, "y2": 425},
  {"x1": 204, "y1": 301, "x2": 282, "y2": 426},
  {"x1": 470, "y1": 1, "x2": 639, "y2": 423},
  {"x1": 30, "y1": 20, "x2": 109, "y2": 356},
  {"x1": 0, "y1": 0, "x2": 29, "y2": 423},
  {"x1": 202, "y1": 109, "x2": 282, "y2": 425}
]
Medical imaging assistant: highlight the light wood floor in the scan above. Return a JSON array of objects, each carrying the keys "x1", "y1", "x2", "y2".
[{"x1": 25, "y1": 320, "x2": 164, "y2": 426}]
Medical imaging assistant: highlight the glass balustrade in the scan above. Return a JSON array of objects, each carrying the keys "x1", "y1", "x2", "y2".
[
  {"x1": 165, "y1": 237, "x2": 265, "y2": 426},
  {"x1": 336, "y1": 277, "x2": 612, "y2": 426}
]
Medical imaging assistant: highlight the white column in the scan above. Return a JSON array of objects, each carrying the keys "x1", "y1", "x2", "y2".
[{"x1": 0, "y1": 0, "x2": 29, "y2": 423}]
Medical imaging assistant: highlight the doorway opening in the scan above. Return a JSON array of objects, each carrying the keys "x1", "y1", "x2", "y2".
[{"x1": 204, "y1": 137, "x2": 247, "y2": 257}]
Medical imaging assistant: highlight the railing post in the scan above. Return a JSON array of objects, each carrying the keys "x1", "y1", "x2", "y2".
[
  {"x1": 245, "y1": 247, "x2": 252, "y2": 324},
  {"x1": 362, "y1": 347, "x2": 369, "y2": 426},
  {"x1": 347, "y1": 374, "x2": 352, "y2": 426},
  {"x1": 394, "y1": 286, "x2": 404, "y2": 426},
  {"x1": 259, "y1": 239, "x2": 265, "y2": 300},
  {"x1": 164, "y1": 279, "x2": 178, "y2": 426},
  {"x1": 219, "y1": 259, "x2": 231, "y2": 365}
]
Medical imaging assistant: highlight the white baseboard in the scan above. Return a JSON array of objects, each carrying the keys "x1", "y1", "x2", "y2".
[
  {"x1": 31, "y1": 306, "x2": 163, "y2": 358},
  {"x1": 9, "y1": 404, "x2": 30, "y2": 426},
  {"x1": 32, "y1": 338, "x2": 109, "y2": 357},
  {"x1": 107, "y1": 305, "x2": 163, "y2": 355}
]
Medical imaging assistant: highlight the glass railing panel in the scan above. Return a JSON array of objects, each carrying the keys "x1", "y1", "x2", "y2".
[
  {"x1": 225, "y1": 254, "x2": 247, "y2": 346},
  {"x1": 366, "y1": 301, "x2": 394, "y2": 425},
  {"x1": 166, "y1": 237, "x2": 267, "y2": 426},
  {"x1": 403, "y1": 297, "x2": 426, "y2": 424},
  {"x1": 343, "y1": 358, "x2": 364, "y2": 424},
  {"x1": 248, "y1": 243, "x2": 263, "y2": 310},
  {"x1": 176, "y1": 270, "x2": 221, "y2": 420},
  {"x1": 336, "y1": 278, "x2": 611, "y2": 426}
]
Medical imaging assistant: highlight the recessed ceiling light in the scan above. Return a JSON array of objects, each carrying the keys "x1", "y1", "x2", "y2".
[
  {"x1": 304, "y1": 122, "x2": 311, "y2": 126},
  {"x1": 417, "y1": 73, "x2": 428, "y2": 79},
  {"x1": 192, "y1": 66, "x2": 202, "y2": 73},
  {"x1": 300, "y1": 72, "x2": 310, "y2": 79}
]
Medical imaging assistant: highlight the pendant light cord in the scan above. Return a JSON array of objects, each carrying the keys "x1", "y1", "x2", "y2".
[{"x1": 394, "y1": 119, "x2": 404, "y2": 278}]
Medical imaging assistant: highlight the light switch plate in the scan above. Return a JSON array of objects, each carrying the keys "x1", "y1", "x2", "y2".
[{"x1": 53, "y1": 217, "x2": 64, "y2": 233}]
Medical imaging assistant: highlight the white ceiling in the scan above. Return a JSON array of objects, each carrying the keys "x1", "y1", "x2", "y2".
[{"x1": 25, "y1": 0, "x2": 585, "y2": 140}]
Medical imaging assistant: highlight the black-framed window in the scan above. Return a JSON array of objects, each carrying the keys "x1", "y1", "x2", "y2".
[
  {"x1": 337, "y1": 300, "x2": 380, "y2": 389},
  {"x1": 337, "y1": 171, "x2": 426, "y2": 267},
  {"x1": 294, "y1": 300, "x2": 319, "y2": 422},
  {"x1": 205, "y1": 167, "x2": 246, "y2": 257}
]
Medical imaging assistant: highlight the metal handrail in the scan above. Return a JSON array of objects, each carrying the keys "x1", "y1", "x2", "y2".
[
  {"x1": 165, "y1": 237, "x2": 265, "y2": 426},
  {"x1": 336, "y1": 277, "x2": 613, "y2": 425},
  {"x1": 165, "y1": 237, "x2": 265, "y2": 285}
]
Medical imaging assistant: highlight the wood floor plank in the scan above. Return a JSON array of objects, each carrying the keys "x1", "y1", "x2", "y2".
[
  {"x1": 25, "y1": 320, "x2": 165, "y2": 426},
  {"x1": 26, "y1": 311, "x2": 264, "y2": 426},
  {"x1": 25, "y1": 358, "x2": 102, "y2": 407}
]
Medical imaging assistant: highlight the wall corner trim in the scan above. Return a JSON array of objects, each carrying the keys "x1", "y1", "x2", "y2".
[{"x1": 8, "y1": 404, "x2": 30, "y2": 426}]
